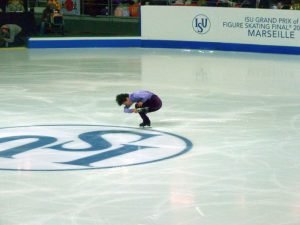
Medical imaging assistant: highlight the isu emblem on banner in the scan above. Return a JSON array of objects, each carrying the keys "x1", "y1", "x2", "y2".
[{"x1": 192, "y1": 14, "x2": 211, "y2": 34}]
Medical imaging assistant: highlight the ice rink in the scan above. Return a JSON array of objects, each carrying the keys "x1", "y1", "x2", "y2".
[{"x1": 0, "y1": 47, "x2": 300, "y2": 225}]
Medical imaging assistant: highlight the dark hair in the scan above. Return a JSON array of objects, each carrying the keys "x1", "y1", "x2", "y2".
[{"x1": 116, "y1": 93, "x2": 129, "y2": 106}]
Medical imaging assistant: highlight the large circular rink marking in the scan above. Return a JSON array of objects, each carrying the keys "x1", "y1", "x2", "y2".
[{"x1": 0, "y1": 125, "x2": 192, "y2": 171}]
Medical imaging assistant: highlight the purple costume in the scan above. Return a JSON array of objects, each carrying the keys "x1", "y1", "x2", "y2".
[{"x1": 124, "y1": 90, "x2": 162, "y2": 124}]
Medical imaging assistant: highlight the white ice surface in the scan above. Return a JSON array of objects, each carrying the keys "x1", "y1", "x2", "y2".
[{"x1": 0, "y1": 48, "x2": 300, "y2": 225}]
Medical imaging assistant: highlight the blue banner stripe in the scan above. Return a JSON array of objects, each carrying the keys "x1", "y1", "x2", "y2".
[
  {"x1": 27, "y1": 38, "x2": 300, "y2": 55},
  {"x1": 141, "y1": 40, "x2": 300, "y2": 55}
]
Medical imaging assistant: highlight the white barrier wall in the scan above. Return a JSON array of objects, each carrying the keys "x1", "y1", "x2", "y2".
[{"x1": 141, "y1": 6, "x2": 300, "y2": 52}]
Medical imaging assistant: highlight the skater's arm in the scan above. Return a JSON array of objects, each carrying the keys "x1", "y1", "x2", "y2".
[
  {"x1": 124, "y1": 107, "x2": 134, "y2": 113},
  {"x1": 124, "y1": 107, "x2": 138, "y2": 113}
]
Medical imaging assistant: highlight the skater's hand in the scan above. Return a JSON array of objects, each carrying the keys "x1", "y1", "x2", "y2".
[
  {"x1": 133, "y1": 109, "x2": 138, "y2": 113},
  {"x1": 137, "y1": 102, "x2": 143, "y2": 107}
]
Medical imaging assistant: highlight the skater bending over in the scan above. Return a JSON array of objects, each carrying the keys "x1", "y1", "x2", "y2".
[{"x1": 116, "y1": 90, "x2": 162, "y2": 127}]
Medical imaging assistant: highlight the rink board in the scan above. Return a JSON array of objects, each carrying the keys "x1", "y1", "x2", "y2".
[
  {"x1": 141, "y1": 6, "x2": 300, "y2": 54},
  {"x1": 28, "y1": 6, "x2": 300, "y2": 55}
]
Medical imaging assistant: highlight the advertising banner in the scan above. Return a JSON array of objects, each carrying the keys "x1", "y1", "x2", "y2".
[{"x1": 141, "y1": 6, "x2": 300, "y2": 47}]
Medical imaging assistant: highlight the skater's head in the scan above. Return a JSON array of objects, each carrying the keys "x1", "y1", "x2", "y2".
[{"x1": 116, "y1": 93, "x2": 131, "y2": 106}]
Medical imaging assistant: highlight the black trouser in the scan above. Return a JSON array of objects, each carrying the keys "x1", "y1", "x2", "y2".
[{"x1": 135, "y1": 95, "x2": 162, "y2": 123}]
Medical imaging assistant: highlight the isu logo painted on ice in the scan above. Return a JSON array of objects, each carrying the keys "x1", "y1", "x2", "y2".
[
  {"x1": 192, "y1": 14, "x2": 211, "y2": 34},
  {"x1": 0, "y1": 125, "x2": 192, "y2": 171}
]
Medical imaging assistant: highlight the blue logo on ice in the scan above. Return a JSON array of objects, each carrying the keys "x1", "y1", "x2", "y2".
[
  {"x1": 0, "y1": 125, "x2": 192, "y2": 171},
  {"x1": 192, "y1": 14, "x2": 211, "y2": 34}
]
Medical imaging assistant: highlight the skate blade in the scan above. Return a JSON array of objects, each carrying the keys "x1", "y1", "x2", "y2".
[{"x1": 139, "y1": 126, "x2": 152, "y2": 129}]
